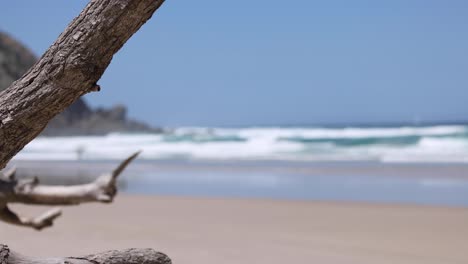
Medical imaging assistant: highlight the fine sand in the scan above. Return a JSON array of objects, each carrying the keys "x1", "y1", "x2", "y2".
[{"x1": 1, "y1": 195, "x2": 468, "y2": 264}]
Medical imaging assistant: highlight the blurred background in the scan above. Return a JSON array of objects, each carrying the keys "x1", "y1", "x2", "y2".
[{"x1": 1, "y1": 1, "x2": 468, "y2": 263}]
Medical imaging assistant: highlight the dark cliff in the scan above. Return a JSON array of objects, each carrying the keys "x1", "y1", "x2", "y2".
[{"x1": 0, "y1": 31, "x2": 157, "y2": 136}]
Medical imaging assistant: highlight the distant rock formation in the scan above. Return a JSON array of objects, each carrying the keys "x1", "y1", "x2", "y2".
[{"x1": 0, "y1": 31, "x2": 159, "y2": 136}]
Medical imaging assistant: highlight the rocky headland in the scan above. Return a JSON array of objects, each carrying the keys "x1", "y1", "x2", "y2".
[{"x1": 0, "y1": 31, "x2": 159, "y2": 136}]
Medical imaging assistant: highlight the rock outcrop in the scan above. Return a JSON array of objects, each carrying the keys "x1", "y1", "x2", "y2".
[{"x1": 0, "y1": 31, "x2": 158, "y2": 135}]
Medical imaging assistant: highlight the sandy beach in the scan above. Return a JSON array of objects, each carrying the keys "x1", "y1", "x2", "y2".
[{"x1": 2, "y1": 195, "x2": 468, "y2": 264}]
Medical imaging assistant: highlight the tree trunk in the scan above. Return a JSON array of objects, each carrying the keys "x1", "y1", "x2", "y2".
[
  {"x1": 0, "y1": 0, "x2": 170, "y2": 261},
  {"x1": 0, "y1": 0, "x2": 164, "y2": 169}
]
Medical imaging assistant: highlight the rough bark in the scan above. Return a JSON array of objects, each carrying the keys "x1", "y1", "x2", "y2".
[
  {"x1": 0, "y1": 245, "x2": 171, "y2": 264},
  {"x1": 0, "y1": 0, "x2": 171, "y2": 261},
  {"x1": 0, "y1": 0, "x2": 165, "y2": 169}
]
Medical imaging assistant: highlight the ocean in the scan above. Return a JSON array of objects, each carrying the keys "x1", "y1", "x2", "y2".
[
  {"x1": 11, "y1": 124, "x2": 468, "y2": 207},
  {"x1": 15, "y1": 124, "x2": 468, "y2": 163}
]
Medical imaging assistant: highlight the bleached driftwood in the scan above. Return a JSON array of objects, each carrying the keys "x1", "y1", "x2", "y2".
[
  {"x1": 0, "y1": 245, "x2": 171, "y2": 264},
  {"x1": 0, "y1": 151, "x2": 139, "y2": 230}
]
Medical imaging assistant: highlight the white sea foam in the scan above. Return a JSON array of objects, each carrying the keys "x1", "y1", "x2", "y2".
[
  {"x1": 419, "y1": 179, "x2": 468, "y2": 187},
  {"x1": 14, "y1": 125, "x2": 468, "y2": 163},
  {"x1": 379, "y1": 137, "x2": 468, "y2": 163},
  {"x1": 233, "y1": 125, "x2": 466, "y2": 139}
]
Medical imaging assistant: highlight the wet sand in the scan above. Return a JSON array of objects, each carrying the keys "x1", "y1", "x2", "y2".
[
  {"x1": 9, "y1": 160, "x2": 468, "y2": 207},
  {"x1": 2, "y1": 195, "x2": 468, "y2": 264},
  {"x1": 11, "y1": 159, "x2": 468, "y2": 180}
]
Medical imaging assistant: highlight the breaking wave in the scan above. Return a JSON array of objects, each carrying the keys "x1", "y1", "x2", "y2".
[{"x1": 15, "y1": 125, "x2": 468, "y2": 163}]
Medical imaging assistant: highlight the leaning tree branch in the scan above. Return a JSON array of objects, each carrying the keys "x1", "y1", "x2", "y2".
[
  {"x1": 0, "y1": 0, "x2": 171, "y2": 260},
  {"x1": 0, "y1": 245, "x2": 171, "y2": 264},
  {"x1": 0, "y1": 0, "x2": 165, "y2": 169}
]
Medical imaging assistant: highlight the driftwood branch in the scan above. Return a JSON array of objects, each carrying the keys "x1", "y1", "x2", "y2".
[
  {"x1": 0, "y1": 206, "x2": 61, "y2": 231},
  {"x1": 0, "y1": 245, "x2": 171, "y2": 264},
  {"x1": 7, "y1": 151, "x2": 139, "y2": 205},
  {"x1": 0, "y1": 151, "x2": 139, "y2": 230},
  {"x1": 0, "y1": 0, "x2": 165, "y2": 169}
]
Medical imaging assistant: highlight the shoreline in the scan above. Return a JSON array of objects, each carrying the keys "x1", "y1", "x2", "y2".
[
  {"x1": 8, "y1": 159, "x2": 468, "y2": 208},
  {"x1": 10, "y1": 159, "x2": 468, "y2": 179}
]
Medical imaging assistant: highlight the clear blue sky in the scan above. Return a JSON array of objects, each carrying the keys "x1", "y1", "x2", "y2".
[{"x1": 1, "y1": 0, "x2": 467, "y2": 127}]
